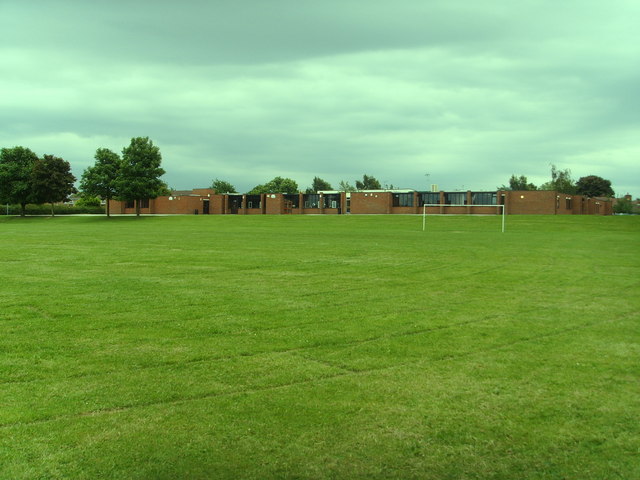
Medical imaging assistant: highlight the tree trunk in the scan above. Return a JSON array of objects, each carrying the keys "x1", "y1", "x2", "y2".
[
  {"x1": 50, "y1": 203, "x2": 55, "y2": 217},
  {"x1": 20, "y1": 203, "x2": 26, "y2": 216},
  {"x1": 106, "y1": 196, "x2": 110, "y2": 217}
]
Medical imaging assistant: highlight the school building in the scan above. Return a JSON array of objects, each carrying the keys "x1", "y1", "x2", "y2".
[{"x1": 109, "y1": 189, "x2": 613, "y2": 216}]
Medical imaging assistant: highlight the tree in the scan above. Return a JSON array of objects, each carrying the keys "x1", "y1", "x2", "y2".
[
  {"x1": 540, "y1": 164, "x2": 576, "y2": 194},
  {"x1": 115, "y1": 137, "x2": 167, "y2": 216},
  {"x1": 80, "y1": 148, "x2": 121, "y2": 216},
  {"x1": 575, "y1": 175, "x2": 614, "y2": 198},
  {"x1": 211, "y1": 178, "x2": 236, "y2": 194},
  {"x1": 0, "y1": 146, "x2": 39, "y2": 216},
  {"x1": 75, "y1": 194, "x2": 102, "y2": 207},
  {"x1": 306, "y1": 176, "x2": 333, "y2": 193},
  {"x1": 498, "y1": 174, "x2": 537, "y2": 191},
  {"x1": 613, "y1": 197, "x2": 634, "y2": 214},
  {"x1": 249, "y1": 176, "x2": 299, "y2": 194},
  {"x1": 355, "y1": 174, "x2": 382, "y2": 190},
  {"x1": 30, "y1": 154, "x2": 77, "y2": 216},
  {"x1": 338, "y1": 180, "x2": 356, "y2": 192}
]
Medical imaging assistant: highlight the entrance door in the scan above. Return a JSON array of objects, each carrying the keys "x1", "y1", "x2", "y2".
[{"x1": 203, "y1": 199, "x2": 210, "y2": 214}]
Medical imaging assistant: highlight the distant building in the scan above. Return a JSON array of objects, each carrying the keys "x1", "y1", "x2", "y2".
[{"x1": 109, "y1": 189, "x2": 613, "y2": 215}]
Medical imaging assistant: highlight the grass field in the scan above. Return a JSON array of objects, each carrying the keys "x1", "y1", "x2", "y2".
[{"x1": 1, "y1": 214, "x2": 638, "y2": 479}]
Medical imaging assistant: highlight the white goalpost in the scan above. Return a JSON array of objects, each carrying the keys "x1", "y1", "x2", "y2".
[{"x1": 422, "y1": 204, "x2": 505, "y2": 233}]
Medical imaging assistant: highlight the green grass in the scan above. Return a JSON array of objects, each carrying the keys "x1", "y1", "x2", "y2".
[{"x1": 1, "y1": 214, "x2": 638, "y2": 479}]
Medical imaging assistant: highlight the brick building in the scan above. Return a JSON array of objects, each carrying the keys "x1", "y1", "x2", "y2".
[{"x1": 109, "y1": 189, "x2": 613, "y2": 216}]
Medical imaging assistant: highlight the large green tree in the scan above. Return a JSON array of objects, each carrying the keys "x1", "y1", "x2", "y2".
[
  {"x1": 0, "y1": 146, "x2": 39, "y2": 216},
  {"x1": 30, "y1": 154, "x2": 77, "y2": 216},
  {"x1": 575, "y1": 175, "x2": 614, "y2": 197},
  {"x1": 540, "y1": 164, "x2": 576, "y2": 194},
  {"x1": 306, "y1": 176, "x2": 333, "y2": 194},
  {"x1": 80, "y1": 148, "x2": 121, "y2": 216},
  {"x1": 211, "y1": 178, "x2": 236, "y2": 194},
  {"x1": 249, "y1": 176, "x2": 299, "y2": 194},
  {"x1": 355, "y1": 174, "x2": 382, "y2": 190},
  {"x1": 115, "y1": 137, "x2": 167, "y2": 216}
]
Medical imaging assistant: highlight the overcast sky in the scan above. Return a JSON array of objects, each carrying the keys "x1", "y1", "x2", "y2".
[{"x1": 2, "y1": 1, "x2": 638, "y2": 195}]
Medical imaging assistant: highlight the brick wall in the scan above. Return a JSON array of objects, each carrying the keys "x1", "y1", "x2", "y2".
[
  {"x1": 504, "y1": 190, "x2": 556, "y2": 214},
  {"x1": 108, "y1": 189, "x2": 612, "y2": 216},
  {"x1": 350, "y1": 192, "x2": 391, "y2": 214}
]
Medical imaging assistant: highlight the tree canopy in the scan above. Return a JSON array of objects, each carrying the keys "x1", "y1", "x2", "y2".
[
  {"x1": 338, "y1": 180, "x2": 356, "y2": 192},
  {"x1": 249, "y1": 176, "x2": 299, "y2": 194},
  {"x1": 498, "y1": 174, "x2": 537, "y2": 191},
  {"x1": 211, "y1": 178, "x2": 236, "y2": 194},
  {"x1": 306, "y1": 176, "x2": 333, "y2": 193},
  {"x1": 613, "y1": 197, "x2": 634, "y2": 214},
  {"x1": 80, "y1": 148, "x2": 121, "y2": 216},
  {"x1": 355, "y1": 174, "x2": 382, "y2": 190},
  {"x1": 0, "y1": 146, "x2": 39, "y2": 216},
  {"x1": 30, "y1": 155, "x2": 77, "y2": 216},
  {"x1": 115, "y1": 137, "x2": 167, "y2": 215},
  {"x1": 575, "y1": 175, "x2": 614, "y2": 197},
  {"x1": 540, "y1": 165, "x2": 576, "y2": 194}
]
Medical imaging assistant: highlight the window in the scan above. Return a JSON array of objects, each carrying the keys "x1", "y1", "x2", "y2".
[
  {"x1": 323, "y1": 194, "x2": 341, "y2": 209},
  {"x1": 228, "y1": 197, "x2": 242, "y2": 213},
  {"x1": 139, "y1": 198, "x2": 149, "y2": 209},
  {"x1": 392, "y1": 193, "x2": 413, "y2": 207},
  {"x1": 246, "y1": 195, "x2": 261, "y2": 209},
  {"x1": 304, "y1": 194, "x2": 320, "y2": 208},
  {"x1": 471, "y1": 192, "x2": 496, "y2": 205},
  {"x1": 125, "y1": 200, "x2": 134, "y2": 209},
  {"x1": 283, "y1": 194, "x2": 299, "y2": 208},
  {"x1": 419, "y1": 192, "x2": 440, "y2": 206},
  {"x1": 445, "y1": 192, "x2": 467, "y2": 205}
]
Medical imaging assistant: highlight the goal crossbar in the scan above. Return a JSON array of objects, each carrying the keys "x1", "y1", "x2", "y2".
[{"x1": 422, "y1": 204, "x2": 505, "y2": 233}]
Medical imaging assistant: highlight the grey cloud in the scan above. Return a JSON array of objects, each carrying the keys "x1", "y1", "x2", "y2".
[{"x1": 1, "y1": 0, "x2": 638, "y2": 196}]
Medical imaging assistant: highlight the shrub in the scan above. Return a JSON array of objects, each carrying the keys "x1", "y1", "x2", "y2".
[
  {"x1": 0, "y1": 204, "x2": 105, "y2": 215},
  {"x1": 75, "y1": 195, "x2": 102, "y2": 207},
  {"x1": 613, "y1": 198, "x2": 634, "y2": 214}
]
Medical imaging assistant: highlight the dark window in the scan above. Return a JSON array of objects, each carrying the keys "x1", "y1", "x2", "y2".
[
  {"x1": 323, "y1": 194, "x2": 341, "y2": 209},
  {"x1": 283, "y1": 194, "x2": 299, "y2": 208},
  {"x1": 246, "y1": 195, "x2": 261, "y2": 209},
  {"x1": 566, "y1": 197, "x2": 572, "y2": 210},
  {"x1": 419, "y1": 192, "x2": 440, "y2": 206},
  {"x1": 228, "y1": 195, "x2": 243, "y2": 212},
  {"x1": 125, "y1": 200, "x2": 134, "y2": 208},
  {"x1": 139, "y1": 198, "x2": 150, "y2": 209},
  {"x1": 304, "y1": 194, "x2": 320, "y2": 208},
  {"x1": 392, "y1": 193, "x2": 413, "y2": 207},
  {"x1": 471, "y1": 192, "x2": 496, "y2": 205},
  {"x1": 445, "y1": 192, "x2": 467, "y2": 205}
]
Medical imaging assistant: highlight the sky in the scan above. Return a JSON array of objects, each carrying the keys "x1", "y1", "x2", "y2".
[{"x1": 1, "y1": 0, "x2": 639, "y2": 196}]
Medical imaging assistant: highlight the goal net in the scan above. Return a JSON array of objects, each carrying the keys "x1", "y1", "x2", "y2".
[{"x1": 422, "y1": 204, "x2": 505, "y2": 232}]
